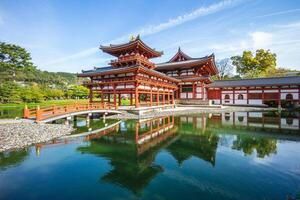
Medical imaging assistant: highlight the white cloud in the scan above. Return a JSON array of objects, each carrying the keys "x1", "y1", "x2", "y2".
[
  {"x1": 209, "y1": 21, "x2": 300, "y2": 70},
  {"x1": 43, "y1": 47, "x2": 99, "y2": 67},
  {"x1": 137, "y1": 0, "x2": 238, "y2": 36},
  {"x1": 250, "y1": 31, "x2": 273, "y2": 49},
  {"x1": 42, "y1": 0, "x2": 239, "y2": 72},
  {"x1": 254, "y1": 8, "x2": 300, "y2": 18}
]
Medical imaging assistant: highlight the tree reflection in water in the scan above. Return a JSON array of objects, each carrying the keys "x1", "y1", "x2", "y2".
[
  {"x1": 0, "y1": 149, "x2": 29, "y2": 170},
  {"x1": 232, "y1": 136, "x2": 277, "y2": 158}
]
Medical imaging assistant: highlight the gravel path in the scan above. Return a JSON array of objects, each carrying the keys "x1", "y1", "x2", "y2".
[{"x1": 0, "y1": 122, "x2": 73, "y2": 152}]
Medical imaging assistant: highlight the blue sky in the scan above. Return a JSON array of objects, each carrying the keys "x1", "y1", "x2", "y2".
[{"x1": 1, "y1": 0, "x2": 300, "y2": 73}]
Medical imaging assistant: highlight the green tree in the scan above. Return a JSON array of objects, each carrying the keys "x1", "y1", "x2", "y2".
[
  {"x1": 0, "y1": 82, "x2": 22, "y2": 103},
  {"x1": 67, "y1": 85, "x2": 89, "y2": 99},
  {"x1": 231, "y1": 49, "x2": 276, "y2": 78},
  {"x1": 20, "y1": 85, "x2": 44, "y2": 103},
  {"x1": 0, "y1": 42, "x2": 35, "y2": 82}
]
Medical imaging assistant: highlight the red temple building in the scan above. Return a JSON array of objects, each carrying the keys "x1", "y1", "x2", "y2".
[{"x1": 78, "y1": 36, "x2": 300, "y2": 109}]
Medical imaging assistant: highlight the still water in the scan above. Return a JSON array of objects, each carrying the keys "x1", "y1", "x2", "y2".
[{"x1": 0, "y1": 111, "x2": 300, "y2": 200}]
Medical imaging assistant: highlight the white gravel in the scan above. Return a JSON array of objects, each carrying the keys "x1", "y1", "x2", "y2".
[{"x1": 0, "y1": 122, "x2": 73, "y2": 152}]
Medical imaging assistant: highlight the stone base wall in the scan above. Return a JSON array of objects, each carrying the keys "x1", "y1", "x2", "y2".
[{"x1": 176, "y1": 99, "x2": 209, "y2": 105}]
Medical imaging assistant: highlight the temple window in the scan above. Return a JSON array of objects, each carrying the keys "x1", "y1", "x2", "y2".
[
  {"x1": 286, "y1": 93, "x2": 293, "y2": 100},
  {"x1": 182, "y1": 85, "x2": 193, "y2": 92},
  {"x1": 238, "y1": 94, "x2": 244, "y2": 100}
]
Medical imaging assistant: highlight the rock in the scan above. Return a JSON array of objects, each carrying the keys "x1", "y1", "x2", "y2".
[{"x1": 0, "y1": 122, "x2": 74, "y2": 152}]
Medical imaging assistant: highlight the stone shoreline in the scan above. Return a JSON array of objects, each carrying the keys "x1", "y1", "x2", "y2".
[
  {"x1": 107, "y1": 106, "x2": 276, "y2": 120},
  {"x1": 0, "y1": 122, "x2": 73, "y2": 152}
]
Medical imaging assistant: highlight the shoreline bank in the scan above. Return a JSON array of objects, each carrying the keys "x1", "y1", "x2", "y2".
[{"x1": 0, "y1": 122, "x2": 73, "y2": 152}]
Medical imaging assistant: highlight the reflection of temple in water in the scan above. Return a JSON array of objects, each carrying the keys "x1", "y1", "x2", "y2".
[
  {"x1": 77, "y1": 116, "x2": 178, "y2": 195},
  {"x1": 208, "y1": 112, "x2": 300, "y2": 133},
  {"x1": 167, "y1": 114, "x2": 219, "y2": 166}
]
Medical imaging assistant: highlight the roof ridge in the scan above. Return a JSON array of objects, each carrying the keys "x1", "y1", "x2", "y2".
[{"x1": 215, "y1": 75, "x2": 300, "y2": 82}]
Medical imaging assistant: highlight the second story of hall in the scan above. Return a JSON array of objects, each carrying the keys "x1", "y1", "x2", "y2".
[{"x1": 154, "y1": 48, "x2": 218, "y2": 80}]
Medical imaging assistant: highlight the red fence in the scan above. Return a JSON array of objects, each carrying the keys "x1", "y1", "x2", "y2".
[{"x1": 23, "y1": 102, "x2": 118, "y2": 122}]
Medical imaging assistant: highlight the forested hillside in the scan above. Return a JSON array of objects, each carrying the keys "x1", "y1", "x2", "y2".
[{"x1": 0, "y1": 42, "x2": 88, "y2": 103}]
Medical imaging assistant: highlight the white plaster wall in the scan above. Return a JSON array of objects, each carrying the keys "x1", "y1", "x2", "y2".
[
  {"x1": 196, "y1": 94, "x2": 202, "y2": 98},
  {"x1": 249, "y1": 112, "x2": 263, "y2": 118},
  {"x1": 180, "y1": 93, "x2": 186, "y2": 99},
  {"x1": 222, "y1": 113, "x2": 233, "y2": 125},
  {"x1": 281, "y1": 118, "x2": 299, "y2": 130},
  {"x1": 235, "y1": 100, "x2": 247, "y2": 104},
  {"x1": 187, "y1": 93, "x2": 193, "y2": 98},
  {"x1": 281, "y1": 89, "x2": 298, "y2": 93},
  {"x1": 211, "y1": 99, "x2": 220, "y2": 104},
  {"x1": 234, "y1": 90, "x2": 247, "y2": 94},
  {"x1": 280, "y1": 93, "x2": 298, "y2": 100},
  {"x1": 196, "y1": 87, "x2": 202, "y2": 92},
  {"x1": 264, "y1": 90, "x2": 279, "y2": 93},
  {"x1": 235, "y1": 112, "x2": 248, "y2": 125},
  {"x1": 249, "y1": 90, "x2": 262, "y2": 93},
  {"x1": 248, "y1": 99, "x2": 263, "y2": 105}
]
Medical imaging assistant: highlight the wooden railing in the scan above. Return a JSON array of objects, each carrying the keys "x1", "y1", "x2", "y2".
[{"x1": 23, "y1": 102, "x2": 118, "y2": 122}]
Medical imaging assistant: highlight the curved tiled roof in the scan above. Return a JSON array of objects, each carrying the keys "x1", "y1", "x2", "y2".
[
  {"x1": 209, "y1": 76, "x2": 300, "y2": 88},
  {"x1": 100, "y1": 35, "x2": 163, "y2": 58}
]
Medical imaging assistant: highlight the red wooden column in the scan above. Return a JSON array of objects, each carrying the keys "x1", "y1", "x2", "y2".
[
  {"x1": 135, "y1": 84, "x2": 139, "y2": 108},
  {"x1": 172, "y1": 91, "x2": 175, "y2": 104},
  {"x1": 278, "y1": 87, "x2": 281, "y2": 109},
  {"x1": 220, "y1": 88, "x2": 222, "y2": 104},
  {"x1": 89, "y1": 87, "x2": 93, "y2": 103},
  {"x1": 168, "y1": 92, "x2": 171, "y2": 104},
  {"x1": 246, "y1": 87, "x2": 249, "y2": 105},
  {"x1": 101, "y1": 86, "x2": 104, "y2": 104},
  {"x1": 192, "y1": 83, "x2": 196, "y2": 99},
  {"x1": 233, "y1": 87, "x2": 235, "y2": 104},
  {"x1": 130, "y1": 93, "x2": 133, "y2": 106},
  {"x1": 108, "y1": 93, "x2": 110, "y2": 103},
  {"x1": 262, "y1": 87, "x2": 265, "y2": 105},
  {"x1": 157, "y1": 88, "x2": 159, "y2": 105},
  {"x1": 162, "y1": 89, "x2": 165, "y2": 105},
  {"x1": 118, "y1": 93, "x2": 121, "y2": 106},
  {"x1": 150, "y1": 87, "x2": 153, "y2": 106},
  {"x1": 298, "y1": 86, "x2": 300, "y2": 104},
  {"x1": 202, "y1": 82, "x2": 205, "y2": 100},
  {"x1": 135, "y1": 122, "x2": 139, "y2": 143},
  {"x1": 113, "y1": 85, "x2": 117, "y2": 108}
]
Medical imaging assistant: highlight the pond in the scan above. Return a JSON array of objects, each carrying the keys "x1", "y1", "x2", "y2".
[{"x1": 0, "y1": 111, "x2": 300, "y2": 200}]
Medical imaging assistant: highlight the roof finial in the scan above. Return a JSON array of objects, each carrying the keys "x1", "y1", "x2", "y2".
[
  {"x1": 136, "y1": 34, "x2": 140, "y2": 40},
  {"x1": 178, "y1": 46, "x2": 181, "y2": 52},
  {"x1": 129, "y1": 35, "x2": 136, "y2": 41}
]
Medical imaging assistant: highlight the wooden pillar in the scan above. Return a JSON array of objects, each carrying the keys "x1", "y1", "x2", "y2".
[
  {"x1": 135, "y1": 84, "x2": 139, "y2": 108},
  {"x1": 168, "y1": 92, "x2": 171, "y2": 104},
  {"x1": 202, "y1": 82, "x2": 205, "y2": 100},
  {"x1": 157, "y1": 88, "x2": 159, "y2": 105},
  {"x1": 172, "y1": 91, "x2": 175, "y2": 104},
  {"x1": 108, "y1": 93, "x2": 110, "y2": 103},
  {"x1": 233, "y1": 87, "x2": 235, "y2": 104},
  {"x1": 162, "y1": 90, "x2": 165, "y2": 105},
  {"x1": 193, "y1": 83, "x2": 196, "y2": 99},
  {"x1": 150, "y1": 87, "x2": 153, "y2": 106},
  {"x1": 89, "y1": 87, "x2": 93, "y2": 103},
  {"x1": 278, "y1": 87, "x2": 281, "y2": 109},
  {"x1": 135, "y1": 122, "x2": 139, "y2": 143},
  {"x1": 220, "y1": 88, "x2": 222, "y2": 104},
  {"x1": 113, "y1": 85, "x2": 117, "y2": 108},
  {"x1": 246, "y1": 87, "x2": 249, "y2": 105},
  {"x1": 298, "y1": 86, "x2": 300, "y2": 105},
  {"x1": 130, "y1": 93, "x2": 133, "y2": 106},
  {"x1": 118, "y1": 93, "x2": 121, "y2": 106}
]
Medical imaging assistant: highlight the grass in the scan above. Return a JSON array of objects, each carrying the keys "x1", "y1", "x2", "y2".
[
  {"x1": 0, "y1": 99, "x2": 90, "y2": 109},
  {"x1": 0, "y1": 98, "x2": 132, "y2": 109},
  {"x1": 0, "y1": 98, "x2": 133, "y2": 119}
]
